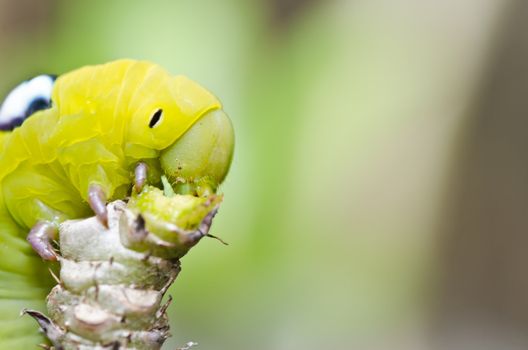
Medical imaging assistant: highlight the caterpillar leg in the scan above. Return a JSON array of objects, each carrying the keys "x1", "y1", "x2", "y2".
[
  {"x1": 27, "y1": 221, "x2": 58, "y2": 261},
  {"x1": 133, "y1": 162, "x2": 148, "y2": 193},
  {"x1": 88, "y1": 184, "x2": 108, "y2": 227}
]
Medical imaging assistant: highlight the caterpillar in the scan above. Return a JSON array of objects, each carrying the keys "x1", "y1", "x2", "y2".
[{"x1": 0, "y1": 59, "x2": 234, "y2": 348}]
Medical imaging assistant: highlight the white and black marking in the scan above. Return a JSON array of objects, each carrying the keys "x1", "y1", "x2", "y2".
[{"x1": 0, "y1": 74, "x2": 56, "y2": 130}]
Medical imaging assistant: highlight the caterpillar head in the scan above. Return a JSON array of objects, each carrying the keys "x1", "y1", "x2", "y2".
[
  {"x1": 159, "y1": 108, "x2": 234, "y2": 196},
  {"x1": 125, "y1": 71, "x2": 234, "y2": 196}
]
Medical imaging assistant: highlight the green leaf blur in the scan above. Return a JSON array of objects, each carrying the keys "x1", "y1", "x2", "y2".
[{"x1": 0, "y1": 0, "x2": 514, "y2": 349}]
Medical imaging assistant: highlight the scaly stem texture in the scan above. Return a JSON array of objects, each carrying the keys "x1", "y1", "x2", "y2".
[{"x1": 25, "y1": 189, "x2": 221, "y2": 350}]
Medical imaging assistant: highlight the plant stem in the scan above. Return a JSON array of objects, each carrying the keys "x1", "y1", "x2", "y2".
[{"x1": 24, "y1": 196, "x2": 220, "y2": 350}]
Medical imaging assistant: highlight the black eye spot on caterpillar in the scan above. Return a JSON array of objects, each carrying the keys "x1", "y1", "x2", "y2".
[
  {"x1": 0, "y1": 74, "x2": 56, "y2": 131},
  {"x1": 149, "y1": 109, "x2": 163, "y2": 128}
]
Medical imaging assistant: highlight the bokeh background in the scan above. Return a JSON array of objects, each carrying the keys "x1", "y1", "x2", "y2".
[{"x1": 1, "y1": 0, "x2": 527, "y2": 349}]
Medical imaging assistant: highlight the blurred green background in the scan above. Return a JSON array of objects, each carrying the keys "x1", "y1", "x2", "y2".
[{"x1": 3, "y1": 0, "x2": 528, "y2": 349}]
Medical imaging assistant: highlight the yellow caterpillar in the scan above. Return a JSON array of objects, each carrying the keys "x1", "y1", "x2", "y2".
[{"x1": 0, "y1": 59, "x2": 234, "y2": 348}]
